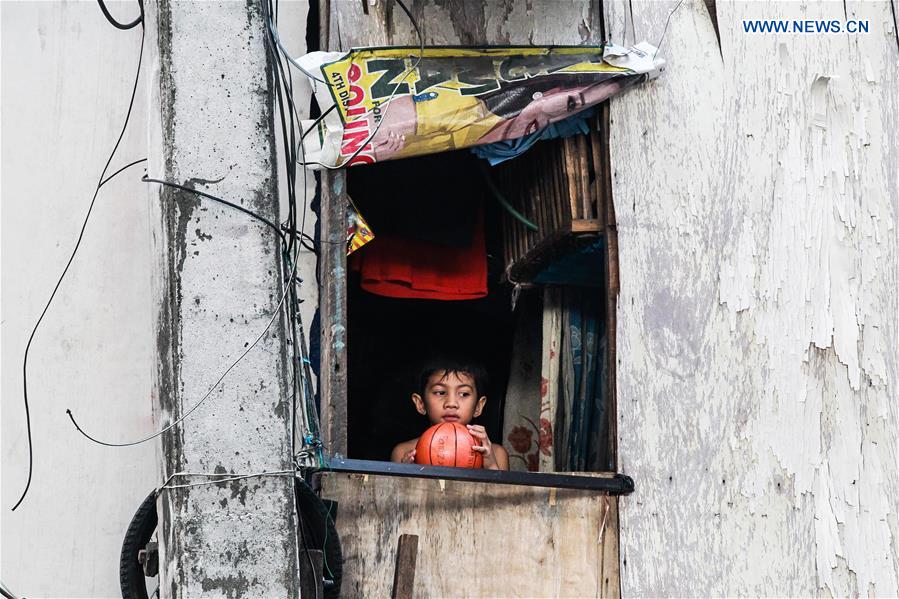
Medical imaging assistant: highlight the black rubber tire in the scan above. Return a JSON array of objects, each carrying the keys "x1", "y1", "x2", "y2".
[
  {"x1": 119, "y1": 491, "x2": 157, "y2": 599},
  {"x1": 118, "y1": 483, "x2": 342, "y2": 598},
  {"x1": 295, "y1": 478, "x2": 343, "y2": 599}
]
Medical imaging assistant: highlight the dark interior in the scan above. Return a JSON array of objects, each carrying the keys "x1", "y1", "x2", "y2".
[{"x1": 345, "y1": 150, "x2": 514, "y2": 461}]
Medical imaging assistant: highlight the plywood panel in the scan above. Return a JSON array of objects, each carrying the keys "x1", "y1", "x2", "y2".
[{"x1": 321, "y1": 472, "x2": 619, "y2": 598}]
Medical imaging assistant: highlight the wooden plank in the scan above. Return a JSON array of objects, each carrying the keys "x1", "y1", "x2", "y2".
[
  {"x1": 526, "y1": 159, "x2": 540, "y2": 249},
  {"x1": 571, "y1": 219, "x2": 603, "y2": 233},
  {"x1": 589, "y1": 124, "x2": 607, "y2": 230},
  {"x1": 502, "y1": 166, "x2": 526, "y2": 266},
  {"x1": 599, "y1": 496, "x2": 621, "y2": 599},
  {"x1": 318, "y1": 171, "x2": 348, "y2": 456},
  {"x1": 533, "y1": 154, "x2": 545, "y2": 246},
  {"x1": 537, "y1": 143, "x2": 556, "y2": 234},
  {"x1": 547, "y1": 143, "x2": 564, "y2": 233},
  {"x1": 597, "y1": 102, "x2": 618, "y2": 474},
  {"x1": 598, "y1": 106, "x2": 616, "y2": 244},
  {"x1": 319, "y1": 3, "x2": 349, "y2": 456},
  {"x1": 576, "y1": 134, "x2": 592, "y2": 219},
  {"x1": 562, "y1": 137, "x2": 581, "y2": 220},
  {"x1": 508, "y1": 230, "x2": 601, "y2": 283},
  {"x1": 321, "y1": 472, "x2": 619, "y2": 598},
  {"x1": 391, "y1": 534, "x2": 419, "y2": 599},
  {"x1": 515, "y1": 167, "x2": 529, "y2": 264},
  {"x1": 551, "y1": 139, "x2": 573, "y2": 229},
  {"x1": 328, "y1": 0, "x2": 604, "y2": 48}
]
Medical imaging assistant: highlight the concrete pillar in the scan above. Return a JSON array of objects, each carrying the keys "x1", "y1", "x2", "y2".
[{"x1": 146, "y1": 1, "x2": 299, "y2": 595}]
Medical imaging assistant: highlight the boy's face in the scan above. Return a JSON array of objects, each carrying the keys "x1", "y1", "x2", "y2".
[{"x1": 412, "y1": 370, "x2": 486, "y2": 426}]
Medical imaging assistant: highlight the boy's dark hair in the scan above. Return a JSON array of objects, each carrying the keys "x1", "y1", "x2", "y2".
[{"x1": 417, "y1": 357, "x2": 489, "y2": 398}]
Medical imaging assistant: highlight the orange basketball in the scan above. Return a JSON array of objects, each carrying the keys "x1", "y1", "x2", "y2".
[{"x1": 414, "y1": 422, "x2": 483, "y2": 469}]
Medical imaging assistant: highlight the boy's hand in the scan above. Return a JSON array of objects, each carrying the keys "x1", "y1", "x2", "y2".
[
  {"x1": 401, "y1": 448, "x2": 416, "y2": 464},
  {"x1": 468, "y1": 424, "x2": 502, "y2": 470}
]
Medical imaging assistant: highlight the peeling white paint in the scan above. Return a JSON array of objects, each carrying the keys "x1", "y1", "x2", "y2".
[{"x1": 609, "y1": 0, "x2": 898, "y2": 596}]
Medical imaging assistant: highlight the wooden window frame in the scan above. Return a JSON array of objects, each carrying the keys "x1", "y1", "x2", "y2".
[
  {"x1": 314, "y1": 0, "x2": 624, "y2": 492},
  {"x1": 316, "y1": 105, "x2": 625, "y2": 493}
]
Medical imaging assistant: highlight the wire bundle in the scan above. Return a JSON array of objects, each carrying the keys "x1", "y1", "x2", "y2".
[
  {"x1": 261, "y1": 0, "x2": 324, "y2": 466},
  {"x1": 12, "y1": 0, "x2": 423, "y2": 518}
]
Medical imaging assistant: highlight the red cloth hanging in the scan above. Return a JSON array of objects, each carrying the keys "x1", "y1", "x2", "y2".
[{"x1": 352, "y1": 212, "x2": 487, "y2": 300}]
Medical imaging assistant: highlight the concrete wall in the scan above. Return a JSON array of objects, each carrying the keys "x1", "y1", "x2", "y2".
[{"x1": 1, "y1": 2, "x2": 312, "y2": 596}]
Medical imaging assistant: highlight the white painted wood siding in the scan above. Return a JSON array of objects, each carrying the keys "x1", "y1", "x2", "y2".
[{"x1": 607, "y1": 0, "x2": 898, "y2": 595}]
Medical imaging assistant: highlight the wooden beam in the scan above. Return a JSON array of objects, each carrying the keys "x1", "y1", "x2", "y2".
[
  {"x1": 571, "y1": 218, "x2": 604, "y2": 233},
  {"x1": 391, "y1": 534, "x2": 419, "y2": 599},
  {"x1": 318, "y1": 0, "x2": 348, "y2": 456},
  {"x1": 318, "y1": 170, "x2": 348, "y2": 456}
]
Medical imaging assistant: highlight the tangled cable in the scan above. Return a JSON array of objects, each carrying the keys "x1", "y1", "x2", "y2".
[
  {"x1": 12, "y1": 1, "x2": 146, "y2": 512},
  {"x1": 12, "y1": 0, "x2": 423, "y2": 514}
]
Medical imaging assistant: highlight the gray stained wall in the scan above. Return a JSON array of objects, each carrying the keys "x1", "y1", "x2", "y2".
[
  {"x1": 1, "y1": 1, "x2": 314, "y2": 595},
  {"x1": 1, "y1": 3, "x2": 158, "y2": 595}
]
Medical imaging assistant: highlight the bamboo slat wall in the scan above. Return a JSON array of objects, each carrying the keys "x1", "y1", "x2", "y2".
[{"x1": 493, "y1": 116, "x2": 610, "y2": 283}]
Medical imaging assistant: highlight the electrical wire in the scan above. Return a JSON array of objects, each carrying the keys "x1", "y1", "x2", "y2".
[
  {"x1": 142, "y1": 176, "x2": 286, "y2": 242},
  {"x1": 0, "y1": 580, "x2": 19, "y2": 599},
  {"x1": 263, "y1": 5, "x2": 329, "y2": 595},
  {"x1": 158, "y1": 470, "x2": 295, "y2": 491},
  {"x1": 288, "y1": 1, "x2": 427, "y2": 585},
  {"x1": 263, "y1": 0, "x2": 320, "y2": 441},
  {"x1": 11, "y1": 12, "x2": 145, "y2": 512},
  {"x1": 99, "y1": 157, "x2": 147, "y2": 188},
  {"x1": 653, "y1": 0, "x2": 686, "y2": 59},
  {"x1": 297, "y1": 0, "x2": 425, "y2": 170},
  {"x1": 66, "y1": 240, "x2": 300, "y2": 447},
  {"x1": 96, "y1": 0, "x2": 143, "y2": 31},
  {"x1": 267, "y1": 17, "x2": 327, "y2": 84},
  {"x1": 480, "y1": 163, "x2": 539, "y2": 232}
]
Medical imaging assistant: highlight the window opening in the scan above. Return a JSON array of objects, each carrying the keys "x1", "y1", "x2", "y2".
[
  {"x1": 339, "y1": 118, "x2": 617, "y2": 477},
  {"x1": 345, "y1": 150, "x2": 515, "y2": 463}
]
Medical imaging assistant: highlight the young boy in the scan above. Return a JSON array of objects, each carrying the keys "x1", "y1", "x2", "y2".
[{"x1": 391, "y1": 359, "x2": 509, "y2": 470}]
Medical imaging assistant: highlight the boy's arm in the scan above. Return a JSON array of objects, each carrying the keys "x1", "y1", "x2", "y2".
[
  {"x1": 391, "y1": 440, "x2": 417, "y2": 463},
  {"x1": 467, "y1": 425, "x2": 510, "y2": 471},
  {"x1": 492, "y1": 443, "x2": 509, "y2": 471}
]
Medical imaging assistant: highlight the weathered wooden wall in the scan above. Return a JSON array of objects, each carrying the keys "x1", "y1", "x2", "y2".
[
  {"x1": 606, "y1": 0, "x2": 899, "y2": 595},
  {"x1": 322, "y1": 472, "x2": 620, "y2": 598}
]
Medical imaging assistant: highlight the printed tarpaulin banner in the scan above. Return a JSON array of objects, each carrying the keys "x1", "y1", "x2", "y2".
[{"x1": 297, "y1": 43, "x2": 664, "y2": 169}]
